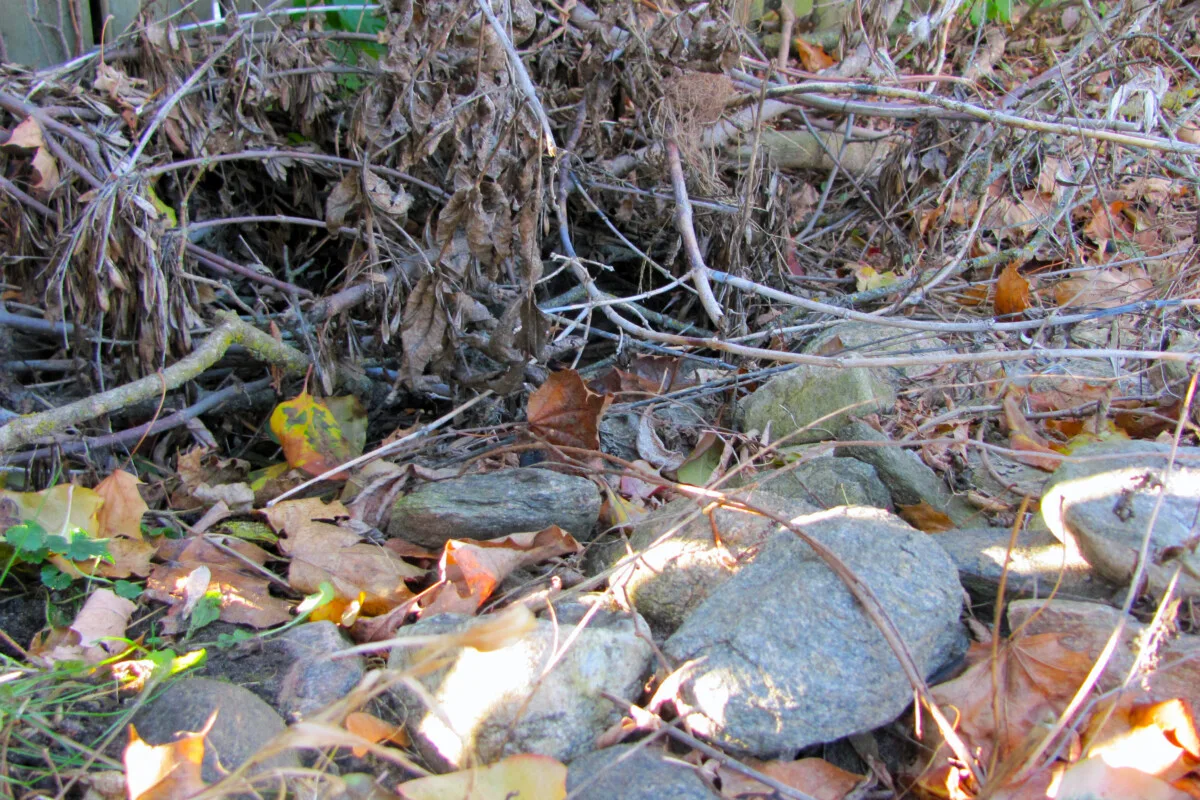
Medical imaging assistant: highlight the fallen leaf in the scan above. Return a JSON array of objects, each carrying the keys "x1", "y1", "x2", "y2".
[
  {"x1": 1052, "y1": 266, "x2": 1154, "y2": 310},
  {"x1": 94, "y1": 470, "x2": 148, "y2": 540},
  {"x1": 396, "y1": 753, "x2": 567, "y2": 800},
  {"x1": 1003, "y1": 392, "x2": 1064, "y2": 471},
  {"x1": 270, "y1": 391, "x2": 367, "y2": 479},
  {"x1": 124, "y1": 712, "x2": 215, "y2": 800},
  {"x1": 527, "y1": 370, "x2": 609, "y2": 453},
  {"x1": 420, "y1": 526, "x2": 582, "y2": 615},
  {"x1": 145, "y1": 536, "x2": 292, "y2": 630},
  {"x1": 265, "y1": 498, "x2": 422, "y2": 615},
  {"x1": 0, "y1": 483, "x2": 105, "y2": 538},
  {"x1": 29, "y1": 588, "x2": 135, "y2": 667},
  {"x1": 793, "y1": 38, "x2": 835, "y2": 71},
  {"x1": 853, "y1": 263, "x2": 898, "y2": 293},
  {"x1": 674, "y1": 432, "x2": 726, "y2": 486},
  {"x1": 897, "y1": 502, "x2": 955, "y2": 532},
  {"x1": 918, "y1": 632, "x2": 1094, "y2": 796},
  {"x1": 346, "y1": 711, "x2": 410, "y2": 757},
  {"x1": 721, "y1": 757, "x2": 862, "y2": 800},
  {"x1": 995, "y1": 262, "x2": 1032, "y2": 317},
  {"x1": 325, "y1": 171, "x2": 361, "y2": 231}
]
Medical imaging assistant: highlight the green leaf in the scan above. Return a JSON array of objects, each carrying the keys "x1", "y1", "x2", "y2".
[
  {"x1": 63, "y1": 531, "x2": 111, "y2": 562},
  {"x1": 40, "y1": 565, "x2": 72, "y2": 590},
  {"x1": 5, "y1": 520, "x2": 46, "y2": 553},
  {"x1": 296, "y1": 581, "x2": 336, "y2": 617},
  {"x1": 216, "y1": 630, "x2": 255, "y2": 649},
  {"x1": 114, "y1": 580, "x2": 143, "y2": 600},
  {"x1": 187, "y1": 591, "x2": 222, "y2": 638}
]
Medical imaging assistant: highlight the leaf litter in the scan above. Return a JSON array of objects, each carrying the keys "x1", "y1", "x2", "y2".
[{"x1": 0, "y1": 0, "x2": 1199, "y2": 797}]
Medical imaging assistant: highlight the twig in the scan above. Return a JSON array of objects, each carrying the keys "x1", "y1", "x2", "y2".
[
  {"x1": 475, "y1": 0, "x2": 557, "y2": 155},
  {"x1": 598, "y1": 693, "x2": 820, "y2": 800},
  {"x1": 139, "y1": 149, "x2": 448, "y2": 200},
  {"x1": 665, "y1": 142, "x2": 723, "y2": 327},
  {"x1": 0, "y1": 314, "x2": 307, "y2": 453},
  {"x1": 0, "y1": 378, "x2": 274, "y2": 465},
  {"x1": 762, "y1": 80, "x2": 1200, "y2": 155}
]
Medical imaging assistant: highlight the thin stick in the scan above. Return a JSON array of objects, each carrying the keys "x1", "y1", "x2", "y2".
[
  {"x1": 665, "y1": 142, "x2": 723, "y2": 326},
  {"x1": 0, "y1": 314, "x2": 307, "y2": 453}
]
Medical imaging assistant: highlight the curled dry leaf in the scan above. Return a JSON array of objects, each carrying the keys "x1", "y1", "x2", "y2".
[
  {"x1": 4, "y1": 117, "x2": 60, "y2": 193},
  {"x1": 1003, "y1": 392, "x2": 1064, "y2": 471},
  {"x1": 1052, "y1": 266, "x2": 1154, "y2": 310},
  {"x1": 420, "y1": 526, "x2": 582, "y2": 615},
  {"x1": 527, "y1": 369, "x2": 609, "y2": 452},
  {"x1": 401, "y1": 275, "x2": 449, "y2": 388}
]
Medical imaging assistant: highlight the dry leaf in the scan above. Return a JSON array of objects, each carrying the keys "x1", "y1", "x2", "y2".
[
  {"x1": 721, "y1": 757, "x2": 862, "y2": 800},
  {"x1": 401, "y1": 275, "x2": 449, "y2": 387},
  {"x1": 145, "y1": 536, "x2": 292, "y2": 630},
  {"x1": 265, "y1": 498, "x2": 422, "y2": 615},
  {"x1": 1052, "y1": 266, "x2": 1154, "y2": 309},
  {"x1": 918, "y1": 633, "x2": 1095, "y2": 796},
  {"x1": 345, "y1": 711, "x2": 409, "y2": 757},
  {"x1": 793, "y1": 38, "x2": 835, "y2": 71},
  {"x1": 420, "y1": 526, "x2": 581, "y2": 615},
  {"x1": 897, "y1": 502, "x2": 955, "y2": 533},
  {"x1": 1003, "y1": 392, "x2": 1063, "y2": 471},
  {"x1": 995, "y1": 262, "x2": 1031, "y2": 317},
  {"x1": 396, "y1": 753, "x2": 567, "y2": 800},
  {"x1": 527, "y1": 370, "x2": 608, "y2": 453},
  {"x1": 94, "y1": 470, "x2": 148, "y2": 540},
  {"x1": 124, "y1": 712, "x2": 215, "y2": 800}
]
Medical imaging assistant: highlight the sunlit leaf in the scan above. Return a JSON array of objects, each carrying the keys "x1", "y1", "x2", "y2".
[
  {"x1": 269, "y1": 390, "x2": 367, "y2": 478},
  {"x1": 396, "y1": 753, "x2": 567, "y2": 800}
]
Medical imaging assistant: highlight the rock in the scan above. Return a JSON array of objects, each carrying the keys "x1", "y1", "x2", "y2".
[
  {"x1": 739, "y1": 365, "x2": 894, "y2": 445},
  {"x1": 935, "y1": 527, "x2": 1116, "y2": 603},
  {"x1": 664, "y1": 506, "x2": 965, "y2": 757},
  {"x1": 387, "y1": 601, "x2": 653, "y2": 770},
  {"x1": 1008, "y1": 598, "x2": 1200, "y2": 708},
  {"x1": 803, "y1": 321, "x2": 951, "y2": 382},
  {"x1": 567, "y1": 744, "x2": 721, "y2": 799},
  {"x1": 131, "y1": 677, "x2": 298, "y2": 786},
  {"x1": 1040, "y1": 441, "x2": 1200, "y2": 599},
  {"x1": 387, "y1": 468, "x2": 601, "y2": 547},
  {"x1": 965, "y1": 448, "x2": 1050, "y2": 508},
  {"x1": 757, "y1": 455, "x2": 892, "y2": 510},
  {"x1": 835, "y1": 421, "x2": 977, "y2": 526},
  {"x1": 612, "y1": 490, "x2": 814, "y2": 636},
  {"x1": 275, "y1": 621, "x2": 364, "y2": 721}
]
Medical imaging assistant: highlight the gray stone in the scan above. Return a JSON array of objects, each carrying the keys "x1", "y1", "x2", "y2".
[
  {"x1": 1040, "y1": 441, "x2": 1200, "y2": 599},
  {"x1": 664, "y1": 507, "x2": 965, "y2": 757},
  {"x1": 387, "y1": 603, "x2": 653, "y2": 770},
  {"x1": 387, "y1": 468, "x2": 601, "y2": 547},
  {"x1": 803, "y1": 321, "x2": 951, "y2": 382},
  {"x1": 567, "y1": 744, "x2": 721, "y2": 799},
  {"x1": 739, "y1": 365, "x2": 894, "y2": 444},
  {"x1": 613, "y1": 490, "x2": 814, "y2": 636},
  {"x1": 131, "y1": 677, "x2": 298, "y2": 786},
  {"x1": 275, "y1": 621, "x2": 364, "y2": 721},
  {"x1": 935, "y1": 527, "x2": 1116, "y2": 603},
  {"x1": 835, "y1": 421, "x2": 977, "y2": 526},
  {"x1": 965, "y1": 448, "x2": 1050, "y2": 508},
  {"x1": 758, "y1": 455, "x2": 892, "y2": 510}
]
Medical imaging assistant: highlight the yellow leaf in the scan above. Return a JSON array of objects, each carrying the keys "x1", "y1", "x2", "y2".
[
  {"x1": 397, "y1": 754, "x2": 566, "y2": 800},
  {"x1": 269, "y1": 391, "x2": 367, "y2": 478}
]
